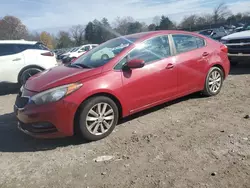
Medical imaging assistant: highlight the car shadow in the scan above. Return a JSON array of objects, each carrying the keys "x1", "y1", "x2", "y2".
[
  {"x1": 0, "y1": 113, "x2": 84, "y2": 153},
  {"x1": 119, "y1": 92, "x2": 202, "y2": 124},
  {"x1": 0, "y1": 92, "x2": 202, "y2": 153},
  {"x1": 0, "y1": 83, "x2": 20, "y2": 96},
  {"x1": 230, "y1": 61, "x2": 250, "y2": 75}
]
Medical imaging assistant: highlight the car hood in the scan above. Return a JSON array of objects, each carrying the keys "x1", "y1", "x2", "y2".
[
  {"x1": 25, "y1": 64, "x2": 102, "y2": 92},
  {"x1": 222, "y1": 30, "x2": 250, "y2": 40}
]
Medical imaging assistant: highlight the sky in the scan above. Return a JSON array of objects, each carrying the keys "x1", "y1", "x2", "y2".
[{"x1": 1, "y1": 0, "x2": 250, "y2": 33}]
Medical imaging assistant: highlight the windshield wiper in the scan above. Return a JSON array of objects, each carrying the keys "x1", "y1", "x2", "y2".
[{"x1": 68, "y1": 63, "x2": 92, "y2": 69}]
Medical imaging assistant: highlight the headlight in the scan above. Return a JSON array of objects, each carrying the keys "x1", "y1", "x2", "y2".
[
  {"x1": 30, "y1": 83, "x2": 82, "y2": 105},
  {"x1": 220, "y1": 40, "x2": 227, "y2": 44}
]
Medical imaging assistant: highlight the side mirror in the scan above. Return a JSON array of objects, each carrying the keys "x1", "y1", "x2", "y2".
[{"x1": 125, "y1": 58, "x2": 145, "y2": 69}]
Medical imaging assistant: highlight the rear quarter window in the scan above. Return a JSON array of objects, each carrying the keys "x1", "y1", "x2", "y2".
[
  {"x1": 172, "y1": 34, "x2": 206, "y2": 54},
  {"x1": 16, "y1": 43, "x2": 50, "y2": 52},
  {"x1": 35, "y1": 43, "x2": 50, "y2": 50}
]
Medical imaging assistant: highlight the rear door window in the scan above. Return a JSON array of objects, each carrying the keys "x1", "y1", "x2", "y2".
[
  {"x1": 172, "y1": 34, "x2": 206, "y2": 54},
  {"x1": 0, "y1": 44, "x2": 19, "y2": 56},
  {"x1": 16, "y1": 44, "x2": 33, "y2": 52},
  {"x1": 15, "y1": 43, "x2": 50, "y2": 52}
]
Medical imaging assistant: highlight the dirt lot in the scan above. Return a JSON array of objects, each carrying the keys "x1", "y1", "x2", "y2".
[{"x1": 0, "y1": 63, "x2": 249, "y2": 188}]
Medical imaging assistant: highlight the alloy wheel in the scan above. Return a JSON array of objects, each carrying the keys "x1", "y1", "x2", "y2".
[
  {"x1": 86, "y1": 103, "x2": 114, "y2": 135},
  {"x1": 208, "y1": 70, "x2": 222, "y2": 93}
]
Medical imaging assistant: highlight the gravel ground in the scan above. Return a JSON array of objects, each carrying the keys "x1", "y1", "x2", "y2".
[{"x1": 0, "y1": 63, "x2": 249, "y2": 188}]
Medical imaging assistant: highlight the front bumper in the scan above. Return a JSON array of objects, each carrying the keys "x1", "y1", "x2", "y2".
[
  {"x1": 228, "y1": 53, "x2": 250, "y2": 62},
  {"x1": 14, "y1": 98, "x2": 78, "y2": 139},
  {"x1": 17, "y1": 120, "x2": 65, "y2": 139},
  {"x1": 228, "y1": 53, "x2": 250, "y2": 57}
]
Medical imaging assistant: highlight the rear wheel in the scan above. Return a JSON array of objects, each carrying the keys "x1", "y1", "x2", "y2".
[
  {"x1": 202, "y1": 67, "x2": 224, "y2": 97},
  {"x1": 19, "y1": 67, "x2": 43, "y2": 85},
  {"x1": 77, "y1": 96, "x2": 119, "y2": 141}
]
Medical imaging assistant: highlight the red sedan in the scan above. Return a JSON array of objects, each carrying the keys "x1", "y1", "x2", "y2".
[{"x1": 14, "y1": 30, "x2": 230, "y2": 141}]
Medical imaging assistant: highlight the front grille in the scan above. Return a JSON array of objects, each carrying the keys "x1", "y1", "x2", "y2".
[
  {"x1": 226, "y1": 38, "x2": 250, "y2": 54},
  {"x1": 227, "y1": 38, "x2": 250, "y2": 43},
  {"x1": 228, "y1": 45, "x2": 250, "y2": 54},
  {"x1": 15, "y1": 96, "x2": 29, "y2": 109},
  {"x1": 229, "y1": 45, "x2": 250, "y2": 49}
]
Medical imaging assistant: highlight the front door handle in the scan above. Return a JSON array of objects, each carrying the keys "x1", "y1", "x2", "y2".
[
  {"x1": 166, "y1": 63, "x2": 174, "y2": 69},
  {"x1": 13, "y1": 58, "x2": 21, "y2": 61},
  {"x1": 202, "y1": 52, "x2": 209, "y2": 57}
]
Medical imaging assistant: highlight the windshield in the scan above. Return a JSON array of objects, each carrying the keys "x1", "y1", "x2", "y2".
[
  {"x1": 69, "y1": 48, "x2": 76, "y2": 52},
  {"x1": 199, "y1": 30, "x2": 213, "y2": 36},
  {"x1": 72, "y1": 47, "x2": 80, "y2": 52},
  {"x1": 71, "y1": 37, "x2": 138, "y2": 68}
]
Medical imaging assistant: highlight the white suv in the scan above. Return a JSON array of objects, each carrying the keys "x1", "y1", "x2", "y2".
[
  {"x1": 68, "y1": 44, "x2": 98, "y2": 58},
  {"x1": 0, "y1": 40, "x2": 58, "y2": 85}
]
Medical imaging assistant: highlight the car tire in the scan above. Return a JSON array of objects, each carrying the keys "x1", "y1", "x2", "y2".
[
  {"x1": 101, "y1": 54, "x2": 109, "y2": 60},
  {"x1": 78, "y1": 96, "x2": 119, "y2": 141},
  {"x1": 19, "y1": 67, "x2": 43, "y2": 85},
  {"x1": 202, "y1": 67, "x2": 224, "y2": 97}
]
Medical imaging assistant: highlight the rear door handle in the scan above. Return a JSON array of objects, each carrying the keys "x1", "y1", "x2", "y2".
[
  {"x1": 13, "y1": 58, "x2": 21, "y2": 61},
  {"x1": 166, "y1": 63, "x2": 174, "y2": 69},
  {"x1": 202, "y1": 52, "x2": 209, "y2": 57}
]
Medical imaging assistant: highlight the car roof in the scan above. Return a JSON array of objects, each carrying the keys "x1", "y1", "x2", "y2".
[
  {"x1": 123, "y1": 30, "x2": 204, "y2": 41},
  {"x1": 0, "y1": 40, "x2": 37, "y2": 45},
  {"x1": 79, "y1": 44, "x2": 98, "y2": 47}
]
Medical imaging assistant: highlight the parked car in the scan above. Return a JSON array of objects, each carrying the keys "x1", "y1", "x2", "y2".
[
  {"x1": 56, "y1": 50, "x2": 68, "y2": 60},
  {"x1": 61, "y1": 56, "x2": 77, "y2": 64},
  {"x1": 58, "y1": 47, "x2": 79, "y2": 60},
  {"x1": 0, "y1": 40, "x2": 57, "y2": 85},
  {"x1": 14, "y1": 31, "x2": 230, "y2": 141},
  {"x1": 198, "y1": 28, "x2": 228, "y2": 41},
  {"x1": 221, "y1": 30, "x2": 250, "y2": 66},
  {"x1": 68, "y1": 44, "x2": 99, "y2": 59}
]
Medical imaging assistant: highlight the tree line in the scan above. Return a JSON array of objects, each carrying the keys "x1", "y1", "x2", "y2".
[{"x1": 0, "y1": 3, "x2": 249, "y2": 49}]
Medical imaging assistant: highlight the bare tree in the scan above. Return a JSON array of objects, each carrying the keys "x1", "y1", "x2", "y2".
[
  {"x1": 56, "y1": 31, "x2": 73, "y2": 48},
  {"x1": 70, "y1": 25, "x2": 85, "y2": 46},
  {"x1": 179, "y1": 15, "x2": 198, "y2": 30},
  {"x1": 213, "y1": 3, "x2": 232, "y2": 23},
  {"x1": 153, "y1": 16, "x2": 161, "y2": 26},
  {"x1": 0, "y1": 15, "x2": 28, "y2": 40},
  {"x1": 26, "y1": 31, "x2": 40, "y2": 41},
  {"x1": 113, "y1": 16, "x2": 134, "y2": 35}
]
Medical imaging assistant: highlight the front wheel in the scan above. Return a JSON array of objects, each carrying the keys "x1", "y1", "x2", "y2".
[
  {"x1": 202, "y1": 67, "x2": 224, "y2": 97},
  {"x1": 78, "y1": 96, "x2": 119, "y2": 141}
]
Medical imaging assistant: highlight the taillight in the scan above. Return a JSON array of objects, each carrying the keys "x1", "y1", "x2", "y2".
[
  {"x1": 220, "y1": 44, "x2": 228, "y2": 53},
  {"x1": 41, "y1": 52, "x2": 54, "y2": 56}
]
